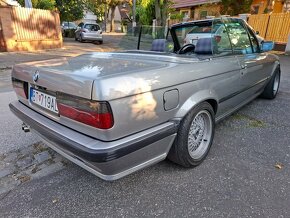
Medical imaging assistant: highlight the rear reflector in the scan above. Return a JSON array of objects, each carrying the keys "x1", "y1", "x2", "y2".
[
  {"x1": 56, "y1": 93, "x2": 114, "y2": 129},
  {"x1": 12, "y1": 78, "x2": 28, "y2": 99}
]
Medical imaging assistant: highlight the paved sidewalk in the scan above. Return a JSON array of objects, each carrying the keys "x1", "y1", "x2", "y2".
[
  {"x1": 0, "y1": 35, "x2": 123, "y2": 69},
  {"x1": 0, "y1": 34, "x2": 125, "y2": 194},
  {"x1": 0, "y1": 34, "x2": 125, "y2": 91}
]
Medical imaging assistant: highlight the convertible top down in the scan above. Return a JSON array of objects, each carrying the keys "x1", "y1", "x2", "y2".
[{"x1": 10, "y1": 18, "x2": 280, "y2": 180}]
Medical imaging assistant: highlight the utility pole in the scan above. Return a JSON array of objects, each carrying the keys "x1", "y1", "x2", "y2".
[{"x1": 132, "y1": 0, "x2": 136, "y2": 30}]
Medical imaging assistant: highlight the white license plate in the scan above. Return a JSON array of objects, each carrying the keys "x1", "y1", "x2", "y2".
[{"x1": 30, "y1": 88, "x2": 58, "y2": 114}]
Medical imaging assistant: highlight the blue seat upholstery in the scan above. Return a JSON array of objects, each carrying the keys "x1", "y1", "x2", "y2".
[
  {"x1": 195, "y1": 38, "x2": 214, "y2": 55},
  {"x1": 151, "y1": 39, "x2": 167, "y2": 52}
]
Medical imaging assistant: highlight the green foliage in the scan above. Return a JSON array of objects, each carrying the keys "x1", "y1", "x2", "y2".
[
  {"x1": 136, "y1": 0, "x2": 172, "y2": 25},
  {"x1": 55, "y1": 0, "x2": 85, "y2": 21},
  {"x1": 170, "y1": 13, "x2": 183, "y2": 21},
  {"x1": 221, "y1": 0, "x2": 253, "y2": 16},
  {"x1": 136, "y1": 0, "x2": 155, "y2": 25},
  {"x1": 36, "y1": 0, "x2": 56, "y2": 10},
  {"x1": 18, "y1": 0, "x2": 55, "y2": 10},
  {"x1": 85, "y1": 0, "x2": 107, "y2": 21}
]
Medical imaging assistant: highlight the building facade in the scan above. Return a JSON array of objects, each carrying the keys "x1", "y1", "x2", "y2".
[
  {"x1": 172, "y1": 0, "x2": 221, "y2": 21},
  {"x1": 251, "y1": 0, "x2": 290, "y2": 14}
]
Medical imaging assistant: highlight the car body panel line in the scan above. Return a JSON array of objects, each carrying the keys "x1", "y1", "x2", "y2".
[
  {"x1": 9, "y1": 101, "x2": 178, "y2": 163},
  {"x1": 219, "y1": 76, "x2": 270, "y2": 103}
]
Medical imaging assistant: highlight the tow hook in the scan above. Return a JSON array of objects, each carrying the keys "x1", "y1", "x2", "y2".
[{"x1": 22, "y1": 123, "x2": 30, "y2": 133}]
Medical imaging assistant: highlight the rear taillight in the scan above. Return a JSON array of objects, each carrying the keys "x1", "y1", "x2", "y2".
[
  {"x1": 12, "y1": 78, "x2": 28, "y2": 99},
  {"x1": 56, "y1": 93, "x2": 114, "y2": 129}
]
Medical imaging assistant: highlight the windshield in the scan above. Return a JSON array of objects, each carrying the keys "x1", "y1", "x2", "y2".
[
  {"x1": 172, "y1": 21, "x2": 214, "y2": 47},
  {"x1": 170, "y1": 19, "x2": 236, "y2": 56}
]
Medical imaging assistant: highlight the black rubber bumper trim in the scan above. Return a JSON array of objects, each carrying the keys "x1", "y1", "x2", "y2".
[{"x1": 9, "y1": 102, "x2": 178, "y2": 163}]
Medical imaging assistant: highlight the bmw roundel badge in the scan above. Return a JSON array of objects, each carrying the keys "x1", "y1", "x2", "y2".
[{"x1": 33, "y1": 70, "x2": 39, "y2": 83}]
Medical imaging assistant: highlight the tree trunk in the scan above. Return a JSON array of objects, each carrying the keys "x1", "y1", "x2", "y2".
[
  {"x1": 110, "y1": 5, "x2": 116, "y2": 32},
  {"x1": 155, "y1": 0, "x2": 161, "y2": 26},
  {"x1": 161, "y1": 0, "x2": 168, "y2": 26}
]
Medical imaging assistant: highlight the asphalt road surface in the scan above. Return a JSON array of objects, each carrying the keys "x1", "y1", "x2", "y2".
[{"x1": 0, "y1": 55, "x2": 289, "y2": 217}]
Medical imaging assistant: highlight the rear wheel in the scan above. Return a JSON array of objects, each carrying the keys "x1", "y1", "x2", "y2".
[
  {"x1": 168, "y1": 102, "x2": 215, "y2": 167},
  {"x1": 260, "y1": 67, "x2": 281, "y2": 99}
]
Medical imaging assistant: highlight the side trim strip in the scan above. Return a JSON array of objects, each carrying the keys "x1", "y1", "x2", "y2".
[{"x1": 219, "y1": 77, "x2": 269, "y2": 103}]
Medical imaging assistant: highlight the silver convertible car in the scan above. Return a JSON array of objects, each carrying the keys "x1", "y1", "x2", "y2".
[{"x1": 9, "y1": 18, "x2": 280, "y2": 180}]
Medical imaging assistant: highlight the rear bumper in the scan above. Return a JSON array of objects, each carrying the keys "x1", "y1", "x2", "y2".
[
  {"x1": 9, "y1": 101, "x2": 177, "y2": 180},
  {"x1": 82, "y1": 33, "x2": 103, "y2": 41}
]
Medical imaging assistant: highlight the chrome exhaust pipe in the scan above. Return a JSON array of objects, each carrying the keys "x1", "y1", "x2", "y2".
[{"x1": 22, "y1": 123, "x2": 30, "y2": 133}]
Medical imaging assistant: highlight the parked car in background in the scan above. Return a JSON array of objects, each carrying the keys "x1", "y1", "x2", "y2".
[
  {"x1": 184, "y1": 20, "x2": 264, "y2": 47},
  {"x1": 75, "y1": 22, "x2": 103, "y2": 44},
  {"x1": 10, "y1": 18, "x2": 280, "y2": 181},
  {"x1": 61, "y1": 22, "x2": 77, "y2": 37}
]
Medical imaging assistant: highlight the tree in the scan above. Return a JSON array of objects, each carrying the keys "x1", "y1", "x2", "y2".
[
  {"x1": 221, "y1": 0, "x2": 253, "y2": 16},
  {"x1": 85, "y1": 0, "x2": 107, "y2": 22},
  {"x1": 136, "y1": 0, "x2": 155, "y2": 25},
  {"x1": 55, "y1": 0, "x2": 85, "y2": 21},
  {"x1": 154, "y1": 0, "x2": 171, "y2": 26},
  {"x1": 136, "y1": 0, "x2": 172, "y2": 26},
  {"x1": 107, "y1": 0, "x2": 132, "y2": 32},
  {"x1": 85, "y1": 0, "x2": 131, "y2": 32},
  {"x1": 18, "y1": 0, "x2": 56, "y2": 10}
]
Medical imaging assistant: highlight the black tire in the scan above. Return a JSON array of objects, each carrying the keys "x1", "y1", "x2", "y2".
[
  {"x1": 168, "y1": 102, "x2": 215, "y2": 167},
  {"x1": 260, "y1": 67, "x2": 281, "y2": 99},
  {"x1": 99, "y1": 40, "x2": 103, "y2": 44}
]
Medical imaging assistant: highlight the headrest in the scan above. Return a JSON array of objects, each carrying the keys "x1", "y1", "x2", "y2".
[
  {"x1": 151, "y1": 39, "x2": 167, "y2": 52},
  {"x1": 195, "y1": 38, "x2": 214, "y2": 54}
]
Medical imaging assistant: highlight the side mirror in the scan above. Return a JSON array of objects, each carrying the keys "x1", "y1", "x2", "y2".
[{"x1": 261, "y1": 41, "x2": 274, "y2": 52}]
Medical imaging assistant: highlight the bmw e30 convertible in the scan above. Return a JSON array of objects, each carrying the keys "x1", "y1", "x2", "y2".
[{"x1": 9, "y1": 18, "x2": 280, "y2": 180}]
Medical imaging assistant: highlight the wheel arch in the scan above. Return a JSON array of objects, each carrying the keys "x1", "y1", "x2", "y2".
[{"x1": 174, "y1": 89, "x2": 219, "y2": 119}]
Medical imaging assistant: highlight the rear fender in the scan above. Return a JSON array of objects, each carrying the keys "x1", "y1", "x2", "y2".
[{"x1": 175, "y1": 89, "x2": 219, "y2": 118}]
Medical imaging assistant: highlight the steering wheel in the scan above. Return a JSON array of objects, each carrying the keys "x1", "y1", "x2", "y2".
[{"x1": 177, "y1": 44, "x2": 196, "y2": 54}]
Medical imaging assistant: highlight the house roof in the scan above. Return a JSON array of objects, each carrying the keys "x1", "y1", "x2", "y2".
[{"x1": 172, "y1": 0, "x2": 221, "y2": 9}]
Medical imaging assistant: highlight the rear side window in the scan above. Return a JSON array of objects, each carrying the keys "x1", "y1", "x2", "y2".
[{"x1": 84, "y1": 24, "x2": 100, "y2": 31}]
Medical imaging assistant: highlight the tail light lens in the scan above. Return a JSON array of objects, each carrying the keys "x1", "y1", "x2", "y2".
[
  {"x1": 56, "y1": 93, "x2": 114, "y2": 129},
  {"x1": 12, "y1": 78, "x2": 28, "y2": 99}
]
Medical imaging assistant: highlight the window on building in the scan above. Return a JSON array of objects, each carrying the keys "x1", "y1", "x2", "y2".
[
  {"x1": 200, "y1": 11, "x2": 208, "y2": 19},
  {"x1": 252, "y1": 5, "x2": 260, "y2": 14},
  {"x1": 180, "y1": 10, "x2": 190, "y2": 19}
]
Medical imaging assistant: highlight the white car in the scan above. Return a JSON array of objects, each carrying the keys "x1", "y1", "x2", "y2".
[
  {"x1": 183, "y1": 23, "x2": 224, "y2": 45},
  {"x1": 75, "y1": 22, "x2": 103, "y2": 44},
  {"x1": 184, "y1": 22, "x2": 264, "y2": 46}
]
